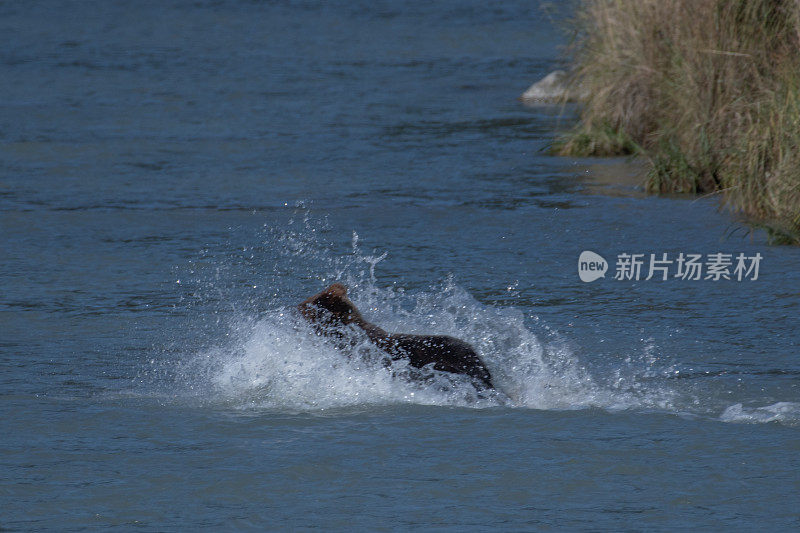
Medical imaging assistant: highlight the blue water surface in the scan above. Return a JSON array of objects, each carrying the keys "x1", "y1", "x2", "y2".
[{"x1": 2, "y1": 1, "x2": 799, "y2": 530}]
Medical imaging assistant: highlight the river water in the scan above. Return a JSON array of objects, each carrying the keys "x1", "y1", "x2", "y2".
[{"x1": 2, "y1": 1, "x2": 799, "y2": 530}]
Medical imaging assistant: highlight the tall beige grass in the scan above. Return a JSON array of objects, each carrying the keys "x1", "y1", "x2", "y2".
[{"x1": 557, "y1": 0, "x2": 800, "y2": 243}]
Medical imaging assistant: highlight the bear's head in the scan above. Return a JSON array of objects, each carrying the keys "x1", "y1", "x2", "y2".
[{"x1": 297, "y1": 283, "x2": 363, "y2": 331}]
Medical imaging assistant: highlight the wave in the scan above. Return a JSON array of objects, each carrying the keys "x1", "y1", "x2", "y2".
[
  {"x1": 719, "y1": 402, "x2": 800, "y2": 425},
  {"x1": 158, "y1": 213, "x2": 797, "y2": 426}
]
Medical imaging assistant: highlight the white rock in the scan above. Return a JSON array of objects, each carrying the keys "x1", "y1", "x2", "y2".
[{"x1": 520, "y1": 70, "x2": 582, "y2": 103}]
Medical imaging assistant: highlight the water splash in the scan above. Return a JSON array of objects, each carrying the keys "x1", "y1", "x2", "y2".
[
  {"x1": 352, "y1": 231, "x2": 387, "y2": 284},
  {"x1": 720, "y1": 402, "x2": 800, "y2": 425},
  {"x1": 163, "y1": 214, "x2": 796, "y2": 425}
]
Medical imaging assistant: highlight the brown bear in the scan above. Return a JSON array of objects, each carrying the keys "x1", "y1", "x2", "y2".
[{"x1": 298, "y1": 283, "x2": 494, "y2": 390}]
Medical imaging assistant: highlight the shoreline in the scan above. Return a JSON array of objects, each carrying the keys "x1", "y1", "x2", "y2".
[{"x1": 532, "y1": 0, "x2": 800, "y2": 245}]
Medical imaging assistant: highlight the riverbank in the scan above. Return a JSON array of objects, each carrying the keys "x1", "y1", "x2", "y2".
[{"x1": 554, "y1": 0, "x2": 800, "y2": 244}]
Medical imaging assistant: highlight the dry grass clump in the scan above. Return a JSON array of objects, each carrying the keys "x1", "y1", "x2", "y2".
[{"x1": 556, "y1": 0, "x2": 800, "y2": 243}]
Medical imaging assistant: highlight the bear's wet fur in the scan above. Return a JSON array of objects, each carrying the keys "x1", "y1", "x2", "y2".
[{"x1": 298, "y1": 283, "x2": 494, "y2": 390}]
